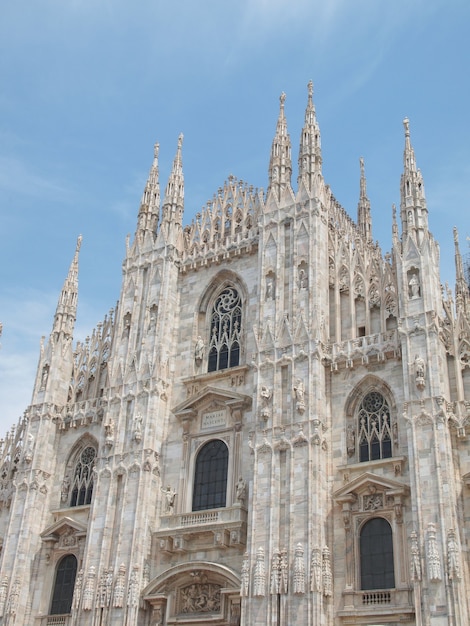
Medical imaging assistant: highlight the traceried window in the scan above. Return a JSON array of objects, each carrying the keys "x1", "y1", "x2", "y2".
[
  {"x1": 358, "y1": 392, "x2": 392, "y2": 462},
  {"x1": 208, "y1": 287, "x2": 242, "y2": 372},
  {"x1": 70, "y1": 446, "x2": 96, "y2": 507},
  {"x1": 360, "y1": 518, "x2": 395, "y2": 590},
  {"x1": 192, "y1": 440, "x2": 228, "y2": 511},
  {"x1": 50, "y1": 554, "x2": 77, "y2": 615}
]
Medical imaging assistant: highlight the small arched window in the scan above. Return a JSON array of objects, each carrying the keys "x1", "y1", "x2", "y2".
[
  {"x1": 50, "y1": 554, "x2": 77, "y2": 615},
  {"x1": 358, "y1": 391, "x2": 392, "y2": 462},
  {"x1": 208, "y1": 287, "x2": 242, "y2": 372},
  {"x1": 360, "y1": 518, "x2": 395, "y2": 590},
  {"x1": 70, "y1": 446, "x2": 96, "y2": 507},
  {"x1": 192, "y1": 440, "x2": 228, "y2": 511}
]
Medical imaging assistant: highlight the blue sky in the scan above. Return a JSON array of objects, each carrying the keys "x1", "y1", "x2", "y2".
[{"x1": 0, "y1": 0, "x2": 469, "y2": 430}]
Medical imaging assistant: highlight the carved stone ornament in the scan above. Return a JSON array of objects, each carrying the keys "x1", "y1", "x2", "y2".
[
  {"x1": 0, "y1": 576, "x2": 9, "y2": 617},
  {"x1": 293, "y1": 543, "x2": 306, "y2": 594},
  {"x1": 322, "y1": 546, "x2": 333, "y2": 597},
  {"x1": 447, "y1": 529, "x2": 461, "y2": 581},
  {"x1": 279, "y1": 548, "x2": 288, "y2": 594},
  {"x1": 253, "y1": 547, "x2": 266, "y2": 597},
  {"x1": 310, "y1": 546, "x2": 322, "y2": 593},
  {"x1": 113, "y1": 563, "x2": 126, "y2": 608},
  {"x1": 59, "y1": 527, "x2": 77, "y2": 548},
  {"x1": 270, "y1": 549, "x2": 281, "y2": 594},
  {"x1": 178, "y1": 581, "x2": 221, "y2": 614},
  {"x1": 82, "y1": 566, "x2": 96, "y2": 610},
  {"x1": 240, "y1": 553, "x2": 250, "y2": 597},
  {"x1": 409, "y1": 530, "x2": 421, "y2": 582},
  {"x1": 6, "y1": 578, "x2": 20, "y2": 616},
  {"x1": 72, "y1": 569, "x2": 83, "y2": 610},
  {"x1": 426, "y1": 523, "x2": 442, "y2": 582}
]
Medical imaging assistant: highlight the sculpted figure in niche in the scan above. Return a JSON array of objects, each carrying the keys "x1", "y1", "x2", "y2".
[
  {"x1": 61, "y1": 475, "x2": 71, "y2": 503},
  {"x1": 346, "y1": 425, "x2": 355, "y2": 457},
  {"x1": 236, "y1": 477, "x2": 247, "y2": 503},
  {"x1": 161, "y1": 485, "x2": 176, "y2": 513},
  {"x1": 105, "y1": 419, "x2": 115, "y2": 443},
  {"x1": 409, "y1": 273, "x2": 420, "y2": 298},
  {"x1": 294, "y1": 378, "x2": 306, "y2": 414},
  {"x1": 194, "y1": 336, "x2": 205, "y2": 364},
  {"x1": 133, "y1": 413, "x2": 143, "y2": 442},
  {"x1": 40, "y1": 365, "x2": 49, "y2": 391},
  {"x1": 298, "y1": 268, "x2": 308, "y2": 290},
  {"x1": 414, "y1": 354, "x2": 426, "y2": 389},
  {"x1": 122, "y1": 312, "x2": 131, "y2": 338},
  {"x1": 266, "y1": 277, "x2": 275, "y2": 300}
]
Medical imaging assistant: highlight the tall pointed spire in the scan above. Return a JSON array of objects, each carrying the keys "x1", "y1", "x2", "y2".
[
  {"x1": 297, "y1": 80, "x2": 322, "y2": 192},
  {"x1": 161, "y1": 133, "x2": 184, "y2": 227},
  {"x1": 52, "y1": 235, "x2": 82, "y2": 339},
  {"x1": 453, "y1": 227, "x2": 469, "y2": 311},
  {"x1": 357, "y1": 157, "x2": 372, "y2": 242},
  {"x1": 267, "y1": 92, "x2": 292, "y2": 201},
  {"x1": 136, "y1": 141, "x2": 160, "y2": 236},
  {"x1": 400, "y1": 118, "x2": 428, "y2": 240}
]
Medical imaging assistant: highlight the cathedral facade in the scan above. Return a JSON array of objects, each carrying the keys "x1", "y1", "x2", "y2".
[{"x1": 0, "y1": 83, "x2": 469, "y2": 626}]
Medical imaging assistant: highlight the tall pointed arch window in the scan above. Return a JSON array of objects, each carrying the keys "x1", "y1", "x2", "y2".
[
  {"x1": 70, "y1": 446, "x2": 96, "y2": 507},
  {"x1": 208, "y1": 287, "x2": 242, "y2": 372},
  {"x1": 360, "y1": 518, "x2": 395, "y2": 590},
  {"x1": 50, "y1": 554, "x2": 77, "y2": 615},
  {"x1": 192, "y1": 440, "x2": 228, "y2": 511},
  {"x1": 358, "y1": 391, "x2": 392, "y2": 462}
]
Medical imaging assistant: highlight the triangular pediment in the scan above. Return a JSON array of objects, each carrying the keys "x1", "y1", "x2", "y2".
[
  {"x1": 334, "y1": 472, "x2": 409, "y2": 502},
  {"x1": 173, "y1": 386, "x2": 252, "y2": 419},
  {"x1": 41, "y1": 516, "x2": 88, "y2": 542}
]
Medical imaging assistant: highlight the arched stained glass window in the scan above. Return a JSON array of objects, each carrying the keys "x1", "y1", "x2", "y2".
[
  {"x1": 192, "y1": 440, "x2": 228, "y2": 511},
  {"x1": 358, "y1": 392, "x2": 392, "y2": 462},
  {"x1": 70, "y1": 446, "x2": 96, "y2": 507},
  {"x1": 208, "y1": 287, "x2": 242, "y2": 372},
  {"x1": 360, "y1": 518, "x2": 395, "y2": 590},
  {"x1": 50, "y1": 554, "x2": 77, "y2": 615}
]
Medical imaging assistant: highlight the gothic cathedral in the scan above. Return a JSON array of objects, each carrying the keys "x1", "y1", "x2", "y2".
[{"x1": 1, "y1": 83, "x2": 469, "y2": 626}]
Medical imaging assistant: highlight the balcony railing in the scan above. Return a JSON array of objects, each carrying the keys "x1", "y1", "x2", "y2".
[
  {"x1": 159, "y1": 505, "x2": 246, "y2": 531},
  {"x1": 41, "y1": 615, "x2": 70, "y2": 626}
]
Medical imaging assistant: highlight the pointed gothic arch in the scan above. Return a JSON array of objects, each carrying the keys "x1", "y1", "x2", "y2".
[
  {"x1": 62, "y1": 435, "x2": 98, "y2": 508},
  {"x1": 345, "y1": 376, "x2": 397, "y2": 463},
  {"x1": 196, "y1": 271, "x2": 248, "y2": 374}
]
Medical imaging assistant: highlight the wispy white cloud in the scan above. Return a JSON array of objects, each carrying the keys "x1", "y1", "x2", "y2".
[{"x1": 0, "y1": 155, "x2": 72, "y2": 199}]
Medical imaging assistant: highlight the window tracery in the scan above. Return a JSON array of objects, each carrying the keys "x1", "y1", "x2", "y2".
[
  {"x1": 208, "y1": 287, "x2": 242, "y2": 372},
  {"x1": 358, "y1": 391, "x2": 392, "y2": 462},
  {"x1": 69, "y1": 446, "x2": 96, "y2": 507}
]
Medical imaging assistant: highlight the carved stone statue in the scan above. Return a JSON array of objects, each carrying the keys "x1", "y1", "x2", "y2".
[
  {"x1": 133, "y1": 412, "x2": 143, "y2": 442},
  {"x1": 294, "y1": 378, "x2": 306, "y2": 414},
  {"x1": 194, "y1": 336, "x2": 205, "y2": 364},
  {"x1": 346, "y1": 425, "x2": 355, "y2": 457},
  {"x1": 414, "y1": 355, "x2": 426, "y2": 390},
  {"x1": 61, "y1": 475, "x2": 71, "y2": 503},
  {"x1": 409, "y1": 273, "x2": 420, "y2": 298},
  {"x1": 236, "y1": 477, "x2": 247, "y2": 503},
  {"x1": 161, "y1": 485, "x2": 176, "y2": 513}
]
